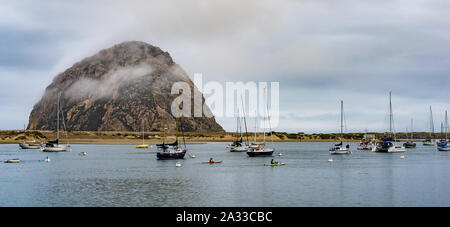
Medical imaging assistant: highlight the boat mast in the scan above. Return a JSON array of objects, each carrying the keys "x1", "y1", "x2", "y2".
[
  {"x1": 411, "y1": 119, "x2": 414, "y2": 140},
  {"x1": 254, "y1": 110, "x2": 257, "y2": 143},
  {"x1": 175, "y1": 117, "x2": 179, "y2": 144},
  {"x1": 389, "y1": 92, "x2": 393, "y2": 135},
  {"x1": 430, "y1": 106, "x2": 435, "y2": 139},
  {"x1": 340, "y1": 100, "x2": 344, "y2": 140},
  {"x1": 163, "y1": 116, "x2": 166, "y2": 144},
  {"x1": 389, "y1": 91, "x2": 399, "y2": 143},
  {"x1": 240, "y1": 95, "x2": 249, "y2": 145},
  {"x1": 445, "y1": 111, "x2": 448, "y2": 140},
  {"x1": 236, "y1": 108, "x2": 241, "y2": 141},
  {"x1": 180, "y1": 118, "x2": 186, "y2": 149},
  {"x1": 263, "y1": 88, "x2": 266, "y2": 145},
  {"x1": 142, "y1": 119, "x2": 145, "y2": 145},
  {"x1": 57, "y1": 92, "x2": 60, "y2": 141},
  {"x1": 266, "y1": 88, "x2": 274, "y2": 148}
]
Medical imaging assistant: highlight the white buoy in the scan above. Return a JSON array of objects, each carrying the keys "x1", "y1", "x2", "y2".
[
  {"x1": 277, "y1": 153, "x2": 283, "y2": 156},
  {"x1": 328, "y1": 158, "x2": 333, "y2": 162},
  {"x1": 44, "y1": 157, "x2": 51, "y2": 162},
  {"x1": 176, "y1": 162, "x2": 182, "y2": 167},
  {"x1": 400, "y1": 155, "x2": 405, "y2": 159},
  {"x1": 189, "y1": 154, "x2": 196, "y2": 158},
  {"x1": 78, "y1": 152, "x2": 87, "y2": 156}
]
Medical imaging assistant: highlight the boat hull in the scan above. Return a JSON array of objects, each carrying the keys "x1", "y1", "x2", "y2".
[
  {"x1": 264, "y1": 163, "x2": 285, "y2": 166},
  {"x1": 438, "y1": 146, "x2": 450, "y2": 152},
  {"x1": 157, "y1": 150, "x2": 186, "y2": 160},
  {"x1": 135, "y1": 145, "x2": 149, "y2": 149},
  {"x1": 42, "y1": 145, "x2": 68, "y2": 152},
  {"x1": 357, "y1": 146, "x2": 374, "y2": 150},
  {"x1": 19, "y1": 143, "x2": 41, "y2": 149},
  {"x1": 330, "y1": 150, "x2": 351, "y2": 155},
  {"x1": 246, "y1": 150, "x2": 274, "y2": 157},
  {"x1": 330, "y1": 145, "x2": 351, "y2": 154},
  {"x1": 202, "y1": 161, "x2": 223, "y2": 164},
  {"x1": 229, "y1": 146, "x2": 249, "y2": 152},
  {"x1": 403, "y1": 143, "x2": 417, "y2": 148},
  {"x1": 374, "y1": 147, "x2": 405, "y2": 153},
  {"x1": 423, "y1": 141, "x2": 435, "y2": 146}
]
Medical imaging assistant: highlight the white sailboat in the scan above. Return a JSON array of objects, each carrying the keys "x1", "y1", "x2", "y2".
[
  {"x1": 373, "y1": 92, "x2": 405, "y2": 153},
  {"x1": 42, "y1": 93, "x2": 70, "y2": 152},
  {"x1": 19, "y1": 124, "x2": 42, "y2": 149},
  {"x1": 227, "y1": 109, "x2": 245, "y2": 152},
  {"x1": 135, "y1": 119, "x2": 149, "y2": 149},
  {"x1": 437, "y1": 111, "x2": 450, "y2": 152},
  {"x1": 329, "y1": 100, "x2": 351, "y2": 155},
  {"x1": 357, "y1": 130, "x2": 376, "y2": 150},
  {"x1": 403, "y1": 119, "x2": 416, "y2": 148},
  {"x1": 423, "y1": 106, "x2": 435, "y2": 146}
]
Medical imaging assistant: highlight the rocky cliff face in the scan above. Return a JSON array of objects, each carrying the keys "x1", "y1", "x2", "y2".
[{"x1": 28, "y1": 41, "x2": 224, "y2": 132}]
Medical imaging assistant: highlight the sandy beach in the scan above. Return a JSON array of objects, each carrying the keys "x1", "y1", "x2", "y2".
[{"x1": 0, "y1": 130, "x2": 367, "y2": 144}]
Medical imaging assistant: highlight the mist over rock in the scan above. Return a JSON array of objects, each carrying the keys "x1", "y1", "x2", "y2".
[{"x1": 28, "y1": 41, "x2": 224, "y2": 132}]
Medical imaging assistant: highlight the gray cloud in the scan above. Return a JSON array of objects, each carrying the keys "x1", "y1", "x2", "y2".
[
  {"x1": 1, "y1": 0, "x2": 450, "y2": 132},
  {"x1": 65, "y1": 64, "x2": 154, "y2": 100}
]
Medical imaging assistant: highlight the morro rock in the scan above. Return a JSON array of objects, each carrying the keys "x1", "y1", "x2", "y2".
[{"x1": 28, "y1": 41, "x2": 224, "y2": 132}]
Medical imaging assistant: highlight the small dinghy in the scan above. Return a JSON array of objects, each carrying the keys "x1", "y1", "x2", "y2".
[
  {"x1": 188, "y1": 153, "x2": 196, "y2": 158},
  {"x1": 135, "y1": 144, "x2": 149, "y2": 149},
  {"x1": 175, "y1": 162, "x2": 182, "y2": 167},
  {"x1": 438, "y1": 146, "x2": 450, "y2": 152},
  {"x1": 400, "y1": 155, "x2": 405, "y2": 159},
  {"x1": 78, "y1": 152, "x2": 87, "y2": 156},
  {"x1": 3, "y1": 159, "x2": 20, "y2": 163}
]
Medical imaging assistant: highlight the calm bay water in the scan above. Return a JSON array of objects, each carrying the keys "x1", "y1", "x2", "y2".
[{"x1": 1, "y1": 142, "x2": 450, "y2": 207}]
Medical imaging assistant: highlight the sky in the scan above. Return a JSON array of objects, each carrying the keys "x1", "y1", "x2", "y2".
[{"x1": 1, "y1": 0, "x2": 450, "y2": 133}]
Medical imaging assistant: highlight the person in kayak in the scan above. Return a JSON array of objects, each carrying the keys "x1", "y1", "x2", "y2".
[
  {"x1": 271, "y1": 159, "x2": 278, "y2": 165},
  {"x1": 209, "y1": 157, "x2": 214, "y2": 163}
]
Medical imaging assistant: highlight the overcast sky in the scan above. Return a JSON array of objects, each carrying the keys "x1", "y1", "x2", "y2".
[{"x1": 1, "y1": 0, "x2": 450, "y2": 133}]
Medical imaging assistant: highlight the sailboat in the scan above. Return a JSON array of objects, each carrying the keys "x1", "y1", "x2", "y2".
[
  {"x1": 227, "y1": 109, "x2": 244, "y2": 152},
  {"x1": 437, "y1": 111, "x2": 450, "y2": 152},
  {"x1": 423, "y1": 106, "x2": 435, "y2": 146},
  {"x1": 135, "y1": 119, "x2": 149, "y2": 149},
  {"x1": 329, "y1": 100, "x2": 351, "y2": 154},
  {"x1": 19, "y1": 125, "x2": 42, "y2": 149},
  {"x1": 228, "y1": 98, "x2": 250, "y2": 152},
  {"x1": 156, "y1": 118, "x2": 187, "y2": 159},
  {"x1": 403, "y1": 119, "x2": 416, "y2": 148},
  {"x1": 247, "y1": 88, "x2": 275, "y2": 157},
  {"x1": 357, "y1": 131, "x2": 376, "y2": 150},
  {"x1": 373, "y1": 92, "x2": 405, "y2": 153},
  {"x1": 42, "y1": 93, "x2": 70, "y2": 152},
  {"x1": 437, "y1": 121, "x2": 446, "y2": 147}
]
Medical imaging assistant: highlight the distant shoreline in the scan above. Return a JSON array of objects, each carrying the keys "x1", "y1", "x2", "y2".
[{"x1": 0, "y1": 130, "x2": 435, "y2": 145}]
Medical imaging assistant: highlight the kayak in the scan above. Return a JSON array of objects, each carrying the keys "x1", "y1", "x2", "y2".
[
  {"x1": 202, "y1": 161, "x2": 223, "y2": 164},
  {"x1": 264, "y1": 162, "x2": 285, "y2": 166}
]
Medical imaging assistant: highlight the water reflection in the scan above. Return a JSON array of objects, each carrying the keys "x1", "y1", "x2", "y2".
[
  {"x1": 1, "y1": 143, "x2": 450, "y2": 206},
  {"x1": 42, "y1": 177, "x2": 198, "y2": 207}
]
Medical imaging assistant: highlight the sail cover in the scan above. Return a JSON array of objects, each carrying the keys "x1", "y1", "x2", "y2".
[
  {"x1": 157, "y1": 140, "x2": 178, "y2": 147},
  {"x1": 47, "y1": 139, "x2": 59, "y2": 144}
]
